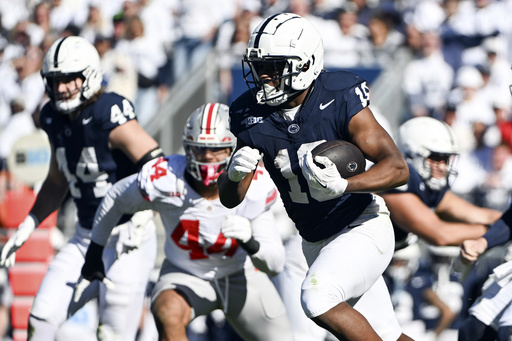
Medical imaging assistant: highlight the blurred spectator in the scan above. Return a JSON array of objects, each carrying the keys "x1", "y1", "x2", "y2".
[
  {"x1": 0, "y1": 0, "x2": 30, "y2": 32},
  {"x1": 79, "y1": 3, "x2": 113, "y2": 44},
  {"x1": 450, "y1": 119, "x2": 501, "y2": 204},
  {"x1": 0, "y1": 45, "x2": 44, "y2": 154},
  {"x1": 32, "y1": 1, "x2": 54, "y2": 38},
  {"x1": 48, "y1": 0, "x2": 89, "y2": 34},
  {"x1": 473, "y1": 142, "x2": 512, "y2": 211},
  {"x1": 402, "y1": 30, "x2": 454, "y2": 120},
  {"x1": 450, "y1": 65, "x2": 496, "y2": 152},
  {"x1": 94, "y1": 34, "x2": 137, "y2": 102},
  {"x1": 260, "y1": 0, "x2": 291, "y2": 17},
  {"x1": 349, "y1": 0, "x2": 376, "y2": 26},
  {"x1": 215, "y1": 2, "x2": 262, "y2": 103},
  {"x1": 3, "y1": 20, "x2": 43, "y2": 62},
  {"x1": 172, "y1": 0, "x2": 232, "y2": 83},
  {"x1": 322, "y1": 5, "x2": 370, "y2": 69},
  {"x1": 361, "y1": 10, "x2": 405, "y2": 66},
  {"x1": 438, "y1": 0, "x2": 507, "y2": 72},
  {"x1": 114, "y1": 15, "x2": 166, "y2": 128},
  {"x1": 481, "y1": 37, "x2": 512, "y2": 101}
]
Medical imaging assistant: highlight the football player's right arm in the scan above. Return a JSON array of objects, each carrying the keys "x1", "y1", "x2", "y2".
[
  {"x1": 382, "y1": 191, "x2": 488, "y2": 246},
  {"x1": 76, "y1": 174, "x2": 152, "y2": 300},
  {"x1": 0, "y1": 147, "x2": 68, "y2": 268},
  {"x1": 91, "y1": 174, "x2": 151, "y2": 246},
  {"x1": 435, "y1": 191, "x2": 501, "y2": 225},
  {"x1": 218, "y1": 140, "x2": 260, "y2": 208}
]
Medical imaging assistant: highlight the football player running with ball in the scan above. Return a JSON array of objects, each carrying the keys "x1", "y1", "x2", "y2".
[
  {"x1": 76, "y1": 103, "x2": 293, "y2": 341},
  {"x1": 218, "y1": 13, "x2": 412, "y2": 341},
  {"x1": 0, "y1": 36, "x2": 162, "y2": 340}
]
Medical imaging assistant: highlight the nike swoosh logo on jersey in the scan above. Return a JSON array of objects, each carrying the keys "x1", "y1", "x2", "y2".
[
  {"x1": 319, "y1": 99, "x2": 335, "y2": 110},
  {"x1": 82, "y1": 116, "x2": 93, "y2": 125}
]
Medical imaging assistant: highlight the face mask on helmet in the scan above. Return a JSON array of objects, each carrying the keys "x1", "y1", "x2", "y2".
[
  {"x1": 242, "y1": 13, "x2": 324, "y2": 106},
  {"x1": 399, "y1": 117, "x2": 459, "y2": 191},
  {"x1": 41, "y1": 36, "x2": 103, "y2": 114},
  {"x1": 183, "y1": 103, "x2": 236, "y2": 186}
]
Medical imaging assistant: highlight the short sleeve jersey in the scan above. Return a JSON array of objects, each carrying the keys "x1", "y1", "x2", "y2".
[
  {"x1": 229, "y1": 70, "x2": 373, "y2": 242},
  {"x1": 40, "y1": 92, "x2": 138, "y2": 229}
]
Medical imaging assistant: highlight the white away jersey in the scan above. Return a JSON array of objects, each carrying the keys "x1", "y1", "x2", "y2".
[{"x1": 94, "y1": 155, "x2": 281, "y2": 280}]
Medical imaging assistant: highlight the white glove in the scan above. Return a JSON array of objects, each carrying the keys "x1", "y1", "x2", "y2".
[
  {"x1": 116, "y1": 210, "x2": 153, "y2": 258},
  {"x1": 221, "y1": 215, "x2": 253, "y2": 243},
  {"x1": 227, "y1": 146, "x2": 261, "y2": 182},
  {"x1": 0, "y1": 215, "x2": 38, "y2": 268},
  {"x1": 301, "y1": 150, "x2": 348, "y2": 197}
]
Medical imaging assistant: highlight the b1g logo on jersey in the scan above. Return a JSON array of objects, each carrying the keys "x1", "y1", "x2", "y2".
[{"x1": 242, "y1": 116, "x2": 263, "y2": 127}]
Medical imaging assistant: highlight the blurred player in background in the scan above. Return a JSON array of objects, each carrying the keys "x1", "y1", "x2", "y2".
[
  {"x1": 381, "y1": 116, "x2": 501, "y2": 250},
  {"x1": 218, "y1": 13, "x2": 412, "y2": 341},
  {"x1": 76, "y1": 103, "x2": 294, "y2": 341},
  {"x1": 457, "y1": 73, "x2": 512, "y2": 341},
  {"x1": 0, "y1": 36, "x2": 162, "y2": 340},
  {"x1": 458, "y1": 205, "x2": 512, "y2": 341}
]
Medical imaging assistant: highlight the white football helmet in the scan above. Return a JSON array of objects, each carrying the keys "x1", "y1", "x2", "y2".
[
  {"x1": 41, "y1": 36, "x2": 103, "y2": 113},
  {"x1": 398, "y1": 117, "x2": 459, "y2": 191},
  {"x1": 243, "y1": 13, "x2": 324, "y2": 106},
  {"x1": 183, "y1": 103, "x2": 236, "y2": 186}
]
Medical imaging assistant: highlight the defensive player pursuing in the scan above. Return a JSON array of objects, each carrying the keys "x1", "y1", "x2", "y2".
[
  {"x1": 76, "y1": 103, "x2": 294, "y2": 341},
  {"x1": 381, "y1": 116, "x2": 501, "y2": 250},
  {"x1": 0, "y1": 36, "x2": 162, "y2": 340},
  {"x1": 457, "y1": 205, "x2": 512, "y2": 341},
  {"x1": 218, "y1": 13, "x2": 411, "y2": 341}
]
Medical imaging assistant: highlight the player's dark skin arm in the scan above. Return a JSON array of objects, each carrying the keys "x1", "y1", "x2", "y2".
[
  {"x1": 345, "y1": 107, "x2": 409, "y2": 193},
  {"x1": 218, "y1": 139, "x2": 255, "y2": 208}
]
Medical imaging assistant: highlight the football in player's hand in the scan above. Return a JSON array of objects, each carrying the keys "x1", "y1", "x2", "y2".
[{"x1": 311, "y1": 140, "x2": 366, "y2": 178}]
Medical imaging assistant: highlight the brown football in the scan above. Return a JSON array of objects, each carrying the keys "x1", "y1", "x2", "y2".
[{"x1": 311, "y1": 140, "x2": 366, "y2": 178}]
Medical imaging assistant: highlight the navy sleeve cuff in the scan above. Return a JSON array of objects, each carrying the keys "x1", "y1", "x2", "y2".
[{"x1": 483, "y1": 220, "x2": 510, "y2": 249}]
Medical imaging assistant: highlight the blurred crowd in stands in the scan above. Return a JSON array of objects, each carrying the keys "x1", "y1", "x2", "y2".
[{"x1": 0, "y1": 0, "x2": 511, "y2": 340}]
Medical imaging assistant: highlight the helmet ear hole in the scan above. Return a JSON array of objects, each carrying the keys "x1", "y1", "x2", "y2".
[{"x1": 301, "y1": 61, "x2": 310, "y2": 72}]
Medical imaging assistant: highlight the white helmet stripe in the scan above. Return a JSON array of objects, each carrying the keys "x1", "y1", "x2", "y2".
[{"x1": 201, "y1": 102, "x2": 219, "y2": 136}]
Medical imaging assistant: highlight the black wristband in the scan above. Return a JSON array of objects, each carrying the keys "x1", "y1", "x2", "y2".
[
  {"x1": 239, "y1": 237, "x2": 260, "y2": 255},
  {"x1": 135, "y1": 147, "x2": 164, "y2": 169},
  {"x1": 82, "y1": 241, "x2": 106, "y2": 280}
]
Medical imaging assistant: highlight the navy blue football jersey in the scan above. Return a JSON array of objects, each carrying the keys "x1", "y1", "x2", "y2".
[
  {"x1": 385, "y1": 163, "x2": 449, "y2": 246},
  {"x1": 230, "y1": 70, "x2": 373, "y2": 242},
  {"x1": 40, "y1": 92, "x2": 139, "y2": 229}
]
